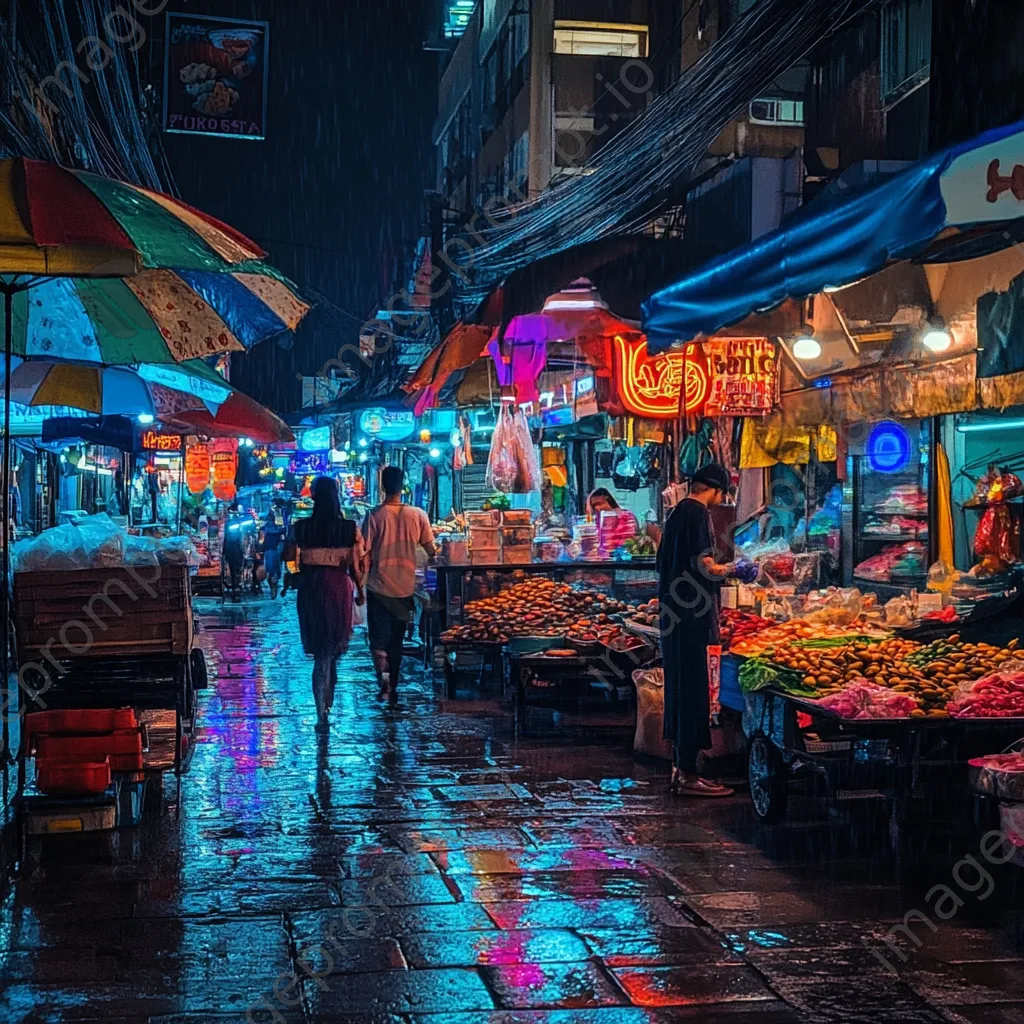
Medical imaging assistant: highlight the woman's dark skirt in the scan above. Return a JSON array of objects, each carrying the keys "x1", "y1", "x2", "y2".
[{"x1": 297, "y1": 566, "x2": 354, "y2": 658}]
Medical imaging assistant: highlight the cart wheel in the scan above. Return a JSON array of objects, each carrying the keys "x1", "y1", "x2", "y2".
[
  {"x1": 190, "y1": 648, "x2": 209, "y2": 691},
  {"x1": 748, "y1": 734, "x2": 788, "y2": 823}
]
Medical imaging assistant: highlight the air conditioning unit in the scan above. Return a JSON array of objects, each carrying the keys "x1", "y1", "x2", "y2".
[{"x1": 748, "y1": 97, "x2": 804, "y2": 127}]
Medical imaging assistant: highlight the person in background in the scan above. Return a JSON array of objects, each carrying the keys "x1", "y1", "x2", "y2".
[
  {"x1": 658, "y1": 462, "x2": 735, "y2": 798},
  {"x1": 287, "y1": 477, "x2": 365, "y2": 733},
  {"x1": 222, "y1": 501, "x2": 248, "y2": 601},
  {"x1": 587, "y1": 486, "x2": 664, "y2": 548},
  {"x1": 260, "y1": 509, "x2": 286, "y2": 599},
  {"x1": 362, "y1": 466, "x2": 435, "y2": 707}
]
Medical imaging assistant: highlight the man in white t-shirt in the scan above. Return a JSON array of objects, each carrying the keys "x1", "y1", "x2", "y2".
[{"x1": 362, "y1": 466, "x2": 435, "y2": 705}]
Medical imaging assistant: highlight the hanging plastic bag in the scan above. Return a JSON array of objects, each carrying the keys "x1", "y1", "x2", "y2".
[{"x1": 486, "y1": 405, "x2": 541, "y2": 494}]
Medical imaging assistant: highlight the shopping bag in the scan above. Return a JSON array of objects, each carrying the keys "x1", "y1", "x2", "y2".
[{"x1": 353, "y1": 595, "x2": 366, "y2": 626}]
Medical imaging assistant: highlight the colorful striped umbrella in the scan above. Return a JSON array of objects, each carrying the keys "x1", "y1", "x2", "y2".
[
  {"x1": 8, "y1": 358, "x2": 232, "y2": 416},
  {"x1": 7, "y1": 359, "x2": 293, "y2": 443},
  {"x1": 0, "y1": 158, "x2": 309, "y2": 359}
]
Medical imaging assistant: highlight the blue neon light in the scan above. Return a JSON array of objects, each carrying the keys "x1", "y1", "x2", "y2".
[{"x1": 866, "y1": 421, "x2": 912, "y2": 474}]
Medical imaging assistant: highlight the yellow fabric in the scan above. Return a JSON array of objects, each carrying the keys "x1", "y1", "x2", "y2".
[
  {"x1": 935, "y1": 443, "x2": 955, "y2": 567},
  {"x1": 0, "y1": 161, "x2": 32, "y2": 244},
  {"x1": 739, "y1": 419, "x2": 837, "y2": 468},
  {"x1": 0, "y1": 243, "x2": 139, "y2": 277},
  {"x1": 32, "y1": 365, "x2": 102, "y2": 412}
]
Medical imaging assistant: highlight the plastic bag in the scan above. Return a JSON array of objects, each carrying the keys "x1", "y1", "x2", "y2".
[
  {"x1": 632, "y1": 668, "x2": 673, "y2": 760},
  {"x1": 486, "y1": 405, "x2": 541, "y2": 494},
  {"x1": 75, "y1": 514, "x2": 125, "y2": 567},
  {"x1": 975, "y1": 503, "x2": 1019, "y2": 569},
  {"x1": 11, "y1": 524, "x2": 88, "y2": 572}
]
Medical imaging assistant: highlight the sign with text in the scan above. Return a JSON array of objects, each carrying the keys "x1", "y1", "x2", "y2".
[
  {"x1": 613, "y1": 337, "x2": 710, "y2": 418},
  {"x1": 163, "y1": 13, "x2": 269, "y2": 140},
  {"x1": 704, "y1": 338, "x2": 778, "y2": 417},
  {"x1": 359, "y1": 407, "x2": 416, "y2": 442},
  {"x1": 141, "y1": 430, "x2": 184, "y2": 452}
]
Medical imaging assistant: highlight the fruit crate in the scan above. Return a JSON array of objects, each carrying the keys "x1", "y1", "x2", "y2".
[{"x1": 14, "y1": 565, "x2": 193, "y2": 658}]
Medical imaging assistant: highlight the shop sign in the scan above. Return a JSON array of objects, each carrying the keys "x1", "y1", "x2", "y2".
[
  {"x1": 162, "y1": 13, "x2": 269, "y2": 140},
  {"x1": 186, "y1": 444, "x2": 212, "y2": 494},
  {"x1": 613, "y1": 337, "x2": 709, "y2": 418},
  {"x1": 141, "y1": 430, "x2": 184, "y2": 452},
  {"x1": 359, "y1": 407, "x2": 416, "y2": 442},
  {"x1": 704, "y1": 338, "x2": 778, "y2": 416},
  {"x1": 290, "y1": 452, "x2": 329, "y2": 477},
  {"x1": 298, "y1": 425, "x2": 332, "y2": 452},
  {"x1": 212, "y1": 438, "x2": 238, "y2": 501}
]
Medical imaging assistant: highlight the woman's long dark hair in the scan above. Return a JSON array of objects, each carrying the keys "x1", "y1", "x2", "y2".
[{"x1": 298, "y1": 476, "x2": 354, "y2": 548}]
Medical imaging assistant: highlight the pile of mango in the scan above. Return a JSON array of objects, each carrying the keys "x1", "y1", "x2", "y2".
[{"x1": 765, "y1": 634, "x2": 1019, "y2": 717}]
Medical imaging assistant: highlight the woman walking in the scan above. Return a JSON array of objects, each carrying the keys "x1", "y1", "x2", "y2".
[{"x1": 288, "y1": 477, "x2": 365, "y2": 733}]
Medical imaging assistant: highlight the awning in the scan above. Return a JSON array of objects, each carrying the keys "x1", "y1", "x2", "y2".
[{"x1": 643, "y1": 118, "x2": 1024, "y2": 352}]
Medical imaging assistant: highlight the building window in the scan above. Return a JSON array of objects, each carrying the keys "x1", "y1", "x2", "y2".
[
  {"x1": 880, "y1": 0, "x2": 931, "y2": 104},
  {"x1": 444, "y1": 1, "x2": 475, "y2": 39},
  {"x1": 748, "y1": 97, "x2": 804, "y2": 126},
  {"x1": 553, "y1": 21, "x2": 649, "y2": 58}
]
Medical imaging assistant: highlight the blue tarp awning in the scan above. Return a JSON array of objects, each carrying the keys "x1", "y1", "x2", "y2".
[{"x1": 643, "y1": 119, "x2": 1024, "y2": 352}]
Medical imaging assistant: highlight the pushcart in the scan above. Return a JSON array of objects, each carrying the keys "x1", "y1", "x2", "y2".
[
  {"x1": 12, "y1": 564, "x2": 208, "y2": 803},
  {"x1": 743, "y1": 687, "x2": 1024, "y2": 853}
]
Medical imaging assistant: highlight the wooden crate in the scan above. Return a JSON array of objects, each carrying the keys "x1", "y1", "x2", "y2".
[{"x1": 14, "y1": 565, "x2": 193, "y2": 660}]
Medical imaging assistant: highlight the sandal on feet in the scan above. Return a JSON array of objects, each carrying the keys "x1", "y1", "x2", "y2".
[{"x1": 676, "y1": 778, "x2": 734, "y2": 798}]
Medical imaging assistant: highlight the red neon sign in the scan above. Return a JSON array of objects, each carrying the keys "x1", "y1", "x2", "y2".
[{"x1": 613, "y1": 337, "x2": 709, "y2": 418}]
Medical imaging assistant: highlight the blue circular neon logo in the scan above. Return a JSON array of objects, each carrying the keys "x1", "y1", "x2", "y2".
[{"x1": 866, "y1": 421, "x2": 911, "y2": 474}]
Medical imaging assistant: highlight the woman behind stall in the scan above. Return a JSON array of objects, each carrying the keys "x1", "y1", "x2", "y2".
[{"x1": 287, "y1": 477, "x2": 366, "y2": 733}]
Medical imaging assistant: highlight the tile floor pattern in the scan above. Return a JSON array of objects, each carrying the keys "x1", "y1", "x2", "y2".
[{"x1": 1, "y1": 598, "x2": 1023, "y2": 1023}]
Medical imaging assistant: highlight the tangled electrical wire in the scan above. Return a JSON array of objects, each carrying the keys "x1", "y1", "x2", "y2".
[{"x1": 450, "y1": 0, "x2": 874, "y2": 309}]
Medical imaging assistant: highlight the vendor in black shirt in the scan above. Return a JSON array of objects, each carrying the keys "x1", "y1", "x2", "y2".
[{"x1": 658, "y1": 463, "x2": 736, "y2": 798}]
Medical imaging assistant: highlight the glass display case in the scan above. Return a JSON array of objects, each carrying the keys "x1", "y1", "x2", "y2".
[{"x1": 842, "y1": 419, "x2": 933, "y2": 590}]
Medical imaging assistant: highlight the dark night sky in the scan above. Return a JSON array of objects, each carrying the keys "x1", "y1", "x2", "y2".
[{"x1": 148, "y1": 0, "x2": 436, "y2": 413}]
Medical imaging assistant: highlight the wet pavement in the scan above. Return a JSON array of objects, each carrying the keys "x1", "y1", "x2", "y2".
[{"x1": 2, "y1": 598, "x2": 1024, "y2": 1023}]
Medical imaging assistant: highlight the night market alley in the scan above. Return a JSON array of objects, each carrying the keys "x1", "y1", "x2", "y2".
[{"x1": 3, "y1": 599, "x2": 1023, "y2": 1024}]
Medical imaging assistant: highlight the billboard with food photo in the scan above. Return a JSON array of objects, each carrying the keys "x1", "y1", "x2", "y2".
[{"x1": 163, "y1": 13, "x2": 269, "y2": 140}]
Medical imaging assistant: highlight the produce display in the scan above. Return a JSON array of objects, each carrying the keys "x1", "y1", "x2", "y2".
[
  {"x1": 815, "y1": 681, "x2": 920, "y2": 719},
  {"x1": 719, "y1": 609, "x2": 774, "y2": 650},
  {"x1": 729, "y1": 619, "x2": 879, "y2": 657},
  {"x1": 740, "y1": 625, "x2": 1024, "y2": 721},
  {"x1": 440, "y1": 576, "x2": 636, "y2": 645},
  {"x1": 567, "y1": 620, "x2": 645, "y2": 655},
  {"x1": 622, "y1": 535, "x2": 657, "y2": 557},
  {"x1": 948, "y1": 665, "x2": 1024, "y2": 719}
]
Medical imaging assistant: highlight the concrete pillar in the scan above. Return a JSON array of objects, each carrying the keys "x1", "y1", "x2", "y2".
[{"x1": 528, "y1": 0, "x2": 555, "y2": 197}]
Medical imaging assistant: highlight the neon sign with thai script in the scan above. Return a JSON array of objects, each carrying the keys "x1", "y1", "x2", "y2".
[
  {"x1": 613, "y1": 337, "x2": 709, "y2": 418},
  {"x1": 141, "y1": 430, "x2": 184, "y2": 451}
]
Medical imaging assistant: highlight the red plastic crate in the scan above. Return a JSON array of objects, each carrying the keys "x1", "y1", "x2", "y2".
[
  {"x1": 36, "y1": 758, "x2": 111, "y2": 797},
  {"x1": 26, "y1": 708, "x2": 137, "y2": 736},
  {"x1": 35, "y1": 729, "x2": 143, "y2": 773}
]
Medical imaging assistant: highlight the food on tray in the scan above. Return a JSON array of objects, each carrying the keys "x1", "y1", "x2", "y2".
[
  {"x1": 969, "y1": 752, "x2": 1024, "y2": 772},
  {"x1": 815, "y1": 682, "x2": 920, "y2": 719},
  {"x1": 854, "y1": 541, "x2": 926, "y2": 582},
  {"x1": 543, "y1": 649, "x2": 577, "y2": 658},
  {"x1": 948, "y1": 665, "x2": 1024, "y2": 719},
  {"x1": 630, "y1": 599, "x2": 660, "y2": 628},
  {"x1": 440, "y1": 575, "x2": 637, "y2": 644}
]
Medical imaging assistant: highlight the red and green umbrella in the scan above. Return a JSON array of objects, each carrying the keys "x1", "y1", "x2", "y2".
[{"x1": 0, "y1": 157, "x2": 309, "y2": 356}]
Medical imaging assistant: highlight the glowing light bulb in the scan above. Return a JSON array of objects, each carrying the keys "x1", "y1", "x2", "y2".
[{"x1": 792, "y1": 335, "x2": 822, "y2": 361}]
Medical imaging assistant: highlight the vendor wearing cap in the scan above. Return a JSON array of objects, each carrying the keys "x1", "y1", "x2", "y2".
[{"x1": 659, "y1": 462, "x2": 735, "y2": 798}]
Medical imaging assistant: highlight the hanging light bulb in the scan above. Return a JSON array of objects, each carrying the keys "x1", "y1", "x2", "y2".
[
  {"x1": 791, "y1": 335, "x2": 822, "y2": 361},
  {"x1": 429, "y1": 447, "x2": 442, "y2": 459},
  {"x1": 921, "y1": 320, "x2": 952, "y2": 353}
]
